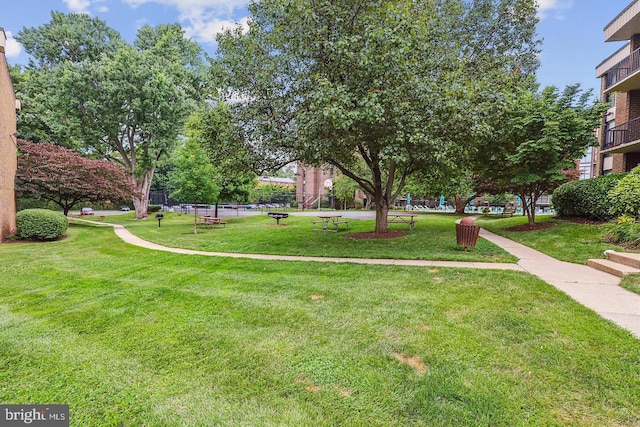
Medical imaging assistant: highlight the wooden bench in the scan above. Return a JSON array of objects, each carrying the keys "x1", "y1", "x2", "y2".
[
  {"x1": 388, "y1": 214, "x2": 417, "y2": 230},
  {"x1": 197, "y1": 217, "x2": 227, "y2": 228},
  {"x1": 501, "y1": 205, "x2": 516, "y2": 217}
]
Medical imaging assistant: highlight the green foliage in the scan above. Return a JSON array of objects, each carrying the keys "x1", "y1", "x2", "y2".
[
  {"x1": 186, "y1": 104, "x2": 258, "y2": 204},
  {"x1": 604, "y1": 216, "x2": 640, "y2": 247},
  {"x1": 552, "y1": 174, "x2": 626, "y2": 221},
  {"x1": 214, "y1": 0, "x2": 540, "y2": 232},
  {"x1": 477, "y1": 85, "x2": 609, "y2": 224},
  {"x1": 147, "y1": 205, "x2": 162, "y2": 214},
  {"x1": 16, "y1": 14, "x2": 206, "y2": 218},
  {"x1": 170, "y1": 140, "x2": 220, "y2": 205},
  {"x1": 15, "y1": 209, "x2": 68, "y2": 241},
  {"x1": 609, "y1": 166, "x2": 640, "y2": 219}
]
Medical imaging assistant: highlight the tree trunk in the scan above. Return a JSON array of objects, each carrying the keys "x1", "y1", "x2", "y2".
[
  {"x1": 454, "y1": 193, "x2": 475, "y2": 215},
  {"x1": 132, "y1": 167, "x2": 154, "y2": 219},
  {"x1": 193, "y1": 205, "x2": 198, "y2": 234},
  {"x1": 214, "y1": 202, "x2": 219, "y2": 218},
  {"x1": 374, "y1": 201, "x2": 389, "y2": 234}
]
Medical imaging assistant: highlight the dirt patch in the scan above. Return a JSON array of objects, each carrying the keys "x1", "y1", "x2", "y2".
[
  {"x1": 334, "y1": 385, "x2": 352, "y2": 397},
  {"x1": 311, "y1": 294, "x2": 325, "y2": 300},
  {"x1": 391, "y1": 352, "x2": 428, "y2": 374},
  {"x1": 505, "y1": 222, "x2": 556, "y2": 232},
  {"x1": 344, "y1": 231, "x2": 406, "y2": 239}
]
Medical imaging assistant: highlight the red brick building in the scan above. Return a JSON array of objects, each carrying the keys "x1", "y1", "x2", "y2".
[
  {"x1": 295, "y1": 165, "x2": 335, "y2": 209},
  {"x1": 596, "y1": 1, "x2": 640, "y2": 174},
  {"x1": 0, "y1": 28, "x2": 18, "y2": 241}
]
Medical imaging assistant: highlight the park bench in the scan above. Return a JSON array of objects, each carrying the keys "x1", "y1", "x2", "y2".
[
  {"x1": 501, "y1": 205, "x2": 516, "y2": 217},
  {"x1": 197, "y1": 216, "x2": 227, "y2": 228},
  {"x1": 267, "y1": 212, "x2": 289, "y2": 225}
]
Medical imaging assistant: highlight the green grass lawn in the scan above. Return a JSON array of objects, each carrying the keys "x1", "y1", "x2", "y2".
[
  {"x1": 96, "y1": 211, "x2": 516, "y2": 263},
  {"x1": 1, "y1": 223, "x2": 639, "y2": 425},
  {"x1": 476, "y1": 215, "x2": 622, "y2": 264}
]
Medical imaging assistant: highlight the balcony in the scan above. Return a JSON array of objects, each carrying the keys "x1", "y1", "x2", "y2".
[
  {"x1": 602, "y1": 116, "x2": 640, "y2": 153},
  {"x1": 605, "y1": 47, "x2": 640, "y2": 93}
]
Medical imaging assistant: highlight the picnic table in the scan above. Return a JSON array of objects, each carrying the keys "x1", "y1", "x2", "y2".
[
  {"x1": 312, "y1": 215, "x2": 349, "y2": 232},
  {"x1": 267, "y1": 212, "x2": 289, "y2": 225},
  {"x1": 198, "y1": 216, "x2": 227, "y2": 228},
  {"x1": 388, "y1": 213, "x2": 417, "y2": 230}
]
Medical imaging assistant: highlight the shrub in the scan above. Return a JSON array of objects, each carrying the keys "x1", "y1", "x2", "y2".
[
  {"x1": 552, "y1": 174, "x2": 626, "y2": 221},
  {"x1": 604, "y1": 215, "x2": 640, "y2": 247},
  {"x1": 16, "y1": 209, "x2": 68, "y2": 241},
  {"x1": 609, "y1": 166, "x2": 640, "y2": 218},
  {"x1": 147, "y1": 205, "x2": 162, "y2": 213}
]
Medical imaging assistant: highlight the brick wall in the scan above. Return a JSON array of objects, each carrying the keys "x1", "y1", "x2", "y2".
[
  {"x1": 0, "y1": 32, "x2": 17, "y2": 241},
  {"x1": 295, "y1": 165, "x2": 334, "y2": 208}
]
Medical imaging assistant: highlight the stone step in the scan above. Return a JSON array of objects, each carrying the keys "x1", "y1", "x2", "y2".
[
  {"x1": 605, "y1": 250, "x2": 640, "y2": 269},
  {"x1": 587, "y1": 258, "x2": 640, "y2": 278}
]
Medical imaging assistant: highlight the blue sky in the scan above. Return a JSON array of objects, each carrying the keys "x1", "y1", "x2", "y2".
[{"x1": 0, "y1": 0, "x2": 634, "y2": 95}]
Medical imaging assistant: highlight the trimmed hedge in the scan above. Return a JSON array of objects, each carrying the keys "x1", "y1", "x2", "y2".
[
  {"x1": 552, "y1": 174, "x2": 626, "y2": 221},
  {"x1": 16, "y1": 209, "x2": 68, "y2": 241}
]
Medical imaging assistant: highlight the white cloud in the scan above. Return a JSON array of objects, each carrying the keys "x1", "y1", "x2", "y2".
[
  {"x1": 537, "y1": 0, "x2": 573, "y2": 20},
  {"x1": 63, "y1": 0, "x2": 92, "y2": 13},
  {"x1": 183, "y1": 16, "x2": 249, "y2": 44},
  {"x1": 121, "y1": 0, "x2": 249, "y2": 44},
  {"x1": 4, "y1": 32, "x2": 23, "y2": 58}
]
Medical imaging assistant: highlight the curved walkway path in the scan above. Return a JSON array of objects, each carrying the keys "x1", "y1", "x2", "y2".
[{"x1": 83, "y1": 219, "x2": 640, "y2": 338}]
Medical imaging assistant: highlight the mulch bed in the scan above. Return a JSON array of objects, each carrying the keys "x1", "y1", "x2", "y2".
[
  {"x1": 345, "y1": 231, "x2": 406, "y2": 239},
  {"x1": 2, "y1": 233, "x2": 68, "y2": 244}
]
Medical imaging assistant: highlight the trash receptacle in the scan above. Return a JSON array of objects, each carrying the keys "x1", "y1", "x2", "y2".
[{"x1": 456, "y1": 217, "x2": 480, "y2": 251}]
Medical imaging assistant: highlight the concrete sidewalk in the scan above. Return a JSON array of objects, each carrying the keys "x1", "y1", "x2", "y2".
[
  {"x1": 480, "y1": 229, "x2": 640, "y2": 338},
  {"x1": 86, "y1": 219, "x2": 640, "y2": 338}
]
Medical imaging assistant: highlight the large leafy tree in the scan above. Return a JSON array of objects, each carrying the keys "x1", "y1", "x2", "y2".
[
  {"x1": 16, "y1": 15, "x2": 206, "y2": 219},
  {"x1": 186, "y1": 104, "x2": 258, "y2": 217},
  {"x1": 169, "y1": 139, "x2": 221, "y2": 234},
  {"x1": 15, "y1": 140, "x2": 133, "y2": 216},
  {"x1": 475, "y1": 85, "x2": 608, "y2": 225},
  {"x1": 214, "y1": 0, "x2": 539, "y2": 233}
]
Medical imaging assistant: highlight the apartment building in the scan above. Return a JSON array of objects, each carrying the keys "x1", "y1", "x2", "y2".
[
  {"x1": 295, "y1": 165, "x2": 335, "y2": 209},
  {"x1": 0, "y1": 28, "x2": 18, "y2": 241},
  {"x1": 596, "y1": 0, "x2": 640, "y2": 175}
]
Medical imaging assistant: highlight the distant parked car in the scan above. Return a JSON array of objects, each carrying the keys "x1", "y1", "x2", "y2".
[
  {"x1": 81, "y1": 207, "x2": 94, "y2": 215},
  {"x1": 120, "y1": 205, "x2": 131, "y2": 211}
]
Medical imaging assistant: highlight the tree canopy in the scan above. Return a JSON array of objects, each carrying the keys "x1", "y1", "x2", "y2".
[
  {"x1": 16, "y1": 14, "x2": 206, "y2": 219},
  {"x1": 214, "y1": 0, "x2": 540, "y2": 232},
  {"x1": 475, "y1": 85, "x2": 608, "y2": 225},
  {"x1": 15, "y1": 140, "x2": 133, "y2": 216},
  {"x1": 169, "y1": 139, "x2": 221, "y2": 234}
]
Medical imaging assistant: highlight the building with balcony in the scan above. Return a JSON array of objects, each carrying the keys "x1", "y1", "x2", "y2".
[
  {"x1": 0, "y1": 28, "x2": 18, "y2": 241},
  {"x1": 596, "y1": 0, "x2": 640, "y2": 174}
]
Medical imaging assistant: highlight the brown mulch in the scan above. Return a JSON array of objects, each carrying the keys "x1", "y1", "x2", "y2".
[
  {"x1": 2, "y1": 233, "x2": 68, "y2": 244},
  {"x1": 344, "y1": 231, "x2": 406, "y2": 239}
]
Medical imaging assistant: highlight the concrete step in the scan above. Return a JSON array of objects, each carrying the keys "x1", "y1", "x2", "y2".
[
  {"x1": 587, "y1": 258, "x2": 640, "y2": 278},
  {"x1": 605, "y1": 250, "x2": 640, "y2": 269}
]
